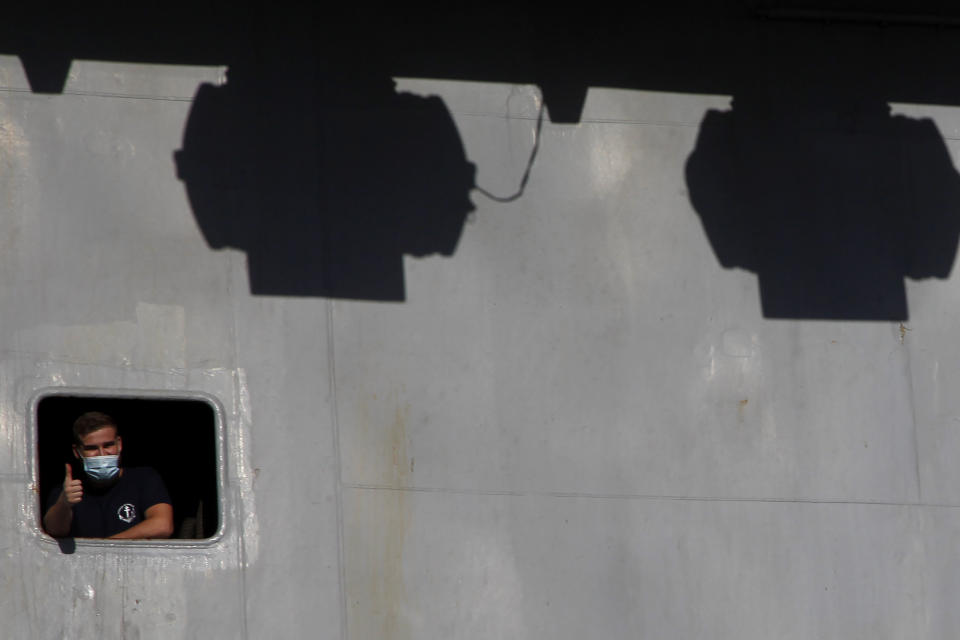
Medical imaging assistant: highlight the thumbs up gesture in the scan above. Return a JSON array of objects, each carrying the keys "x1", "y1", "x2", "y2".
[{"x1": 62, "y1": 463, "x2": 83, "y2": 505}]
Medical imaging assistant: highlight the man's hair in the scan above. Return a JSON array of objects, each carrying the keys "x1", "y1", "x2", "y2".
[{"x1": 73, "y1": 411, "x2": 118, "y2": 444}]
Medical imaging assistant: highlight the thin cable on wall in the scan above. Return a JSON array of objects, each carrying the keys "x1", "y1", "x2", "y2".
[{"x1": 473, "y1": 101, "x2": 545, "y2": 203}]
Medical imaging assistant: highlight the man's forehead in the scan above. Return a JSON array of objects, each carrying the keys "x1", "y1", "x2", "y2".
[{"x1": 79, "y1": 426, "x2": 118, "y2": 442}]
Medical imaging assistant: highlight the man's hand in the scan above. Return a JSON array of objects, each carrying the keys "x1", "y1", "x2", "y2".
[
  {"x1": 44, "y1": 463, "x2": 80, "y2": 536},
  {"x1": 61, "y1": 463, "x2": 83, "y2": 505}
]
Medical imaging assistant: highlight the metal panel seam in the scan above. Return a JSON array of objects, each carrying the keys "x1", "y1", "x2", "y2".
[
  {"x1": 229, "y1": 251, "x2": 250, "y2": 640},
  {"x1": 902, "y1": 325, "x2": 925, "y2": 503},
  {"x1": 326, "y1": 299, "x2": 349, "y2": 640}
]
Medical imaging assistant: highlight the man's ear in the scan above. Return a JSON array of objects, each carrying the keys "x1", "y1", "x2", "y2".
[
  {"x1": 72, "y1": 445, "x2": 81, "y2": 460},
  {"x1": 116, "y1": 435, "x2": 122, "y2": 455}
]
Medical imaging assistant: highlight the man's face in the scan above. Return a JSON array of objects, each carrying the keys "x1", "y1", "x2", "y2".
[{"x1": 73, "y1": 426, "x2": 122, "y2": 459}]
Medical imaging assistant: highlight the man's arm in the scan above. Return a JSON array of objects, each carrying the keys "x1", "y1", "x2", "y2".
[
  {"x1": 43, "y1": 464, "x2": 82, "y2": 537},
  {"x1": 43, "y1": 497, "x2": 73, "y2": 537},
  {"x1": 108, "y1": 502, "x2": 174, "y2": 540}
]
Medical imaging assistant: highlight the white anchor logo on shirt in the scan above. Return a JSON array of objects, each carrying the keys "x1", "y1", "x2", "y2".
[{"x1": 117, "y1": 503, "x2": 136, "y2": 523}]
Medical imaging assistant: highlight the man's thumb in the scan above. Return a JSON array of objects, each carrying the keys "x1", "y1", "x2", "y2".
[{"x1": 65, "y1": 463, "x2": 72, "y2": 480}]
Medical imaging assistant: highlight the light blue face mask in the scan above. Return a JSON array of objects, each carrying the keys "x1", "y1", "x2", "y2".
[{"x1": 82, "y1": 454, "x2": 120, "y2": 484}]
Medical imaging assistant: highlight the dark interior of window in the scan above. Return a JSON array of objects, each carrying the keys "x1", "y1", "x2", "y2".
[{"x1": 37, "y1": 395, "x2": 220, "y2": 540}]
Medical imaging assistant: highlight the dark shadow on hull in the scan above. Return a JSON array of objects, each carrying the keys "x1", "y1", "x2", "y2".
[
  {"x1": 685, "y1": 25, "x2": 960, "y2": 320},
  {"x1": 7, "y1": 8, "x2": 960, "y2": 312},
  {"x1": 175, "y1": 64, "x2": 476, "y2": 301}
]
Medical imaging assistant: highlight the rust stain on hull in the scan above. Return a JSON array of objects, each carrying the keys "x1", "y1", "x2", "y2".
[{"x1": 348, "y1": 393, "x2": 413, "y2": 640}]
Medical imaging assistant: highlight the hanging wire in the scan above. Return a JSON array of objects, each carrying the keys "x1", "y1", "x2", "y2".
[{"x1": 473, "y1": 99, "x2": 545, "y2": 203}]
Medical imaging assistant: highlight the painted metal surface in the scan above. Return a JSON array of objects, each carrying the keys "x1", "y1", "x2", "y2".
[{"x1": 2, "y1": 14, "x2": 960, "y2": 640}]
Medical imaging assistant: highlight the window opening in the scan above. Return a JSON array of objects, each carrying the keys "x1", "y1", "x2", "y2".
[{"x1": 37, "y1": 394, "x2": 220, "y2": 540}]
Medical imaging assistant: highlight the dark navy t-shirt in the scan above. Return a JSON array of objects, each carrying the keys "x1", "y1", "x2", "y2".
[{"x1": 46, "y1": 467, "x2": 171, "y2": 538}]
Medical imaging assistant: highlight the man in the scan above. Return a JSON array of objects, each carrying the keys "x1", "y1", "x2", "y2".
[{"x1": 43, "y1": 411, "x2": 174, "y2": 539}]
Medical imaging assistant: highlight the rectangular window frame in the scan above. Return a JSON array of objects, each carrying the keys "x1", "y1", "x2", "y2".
[{"x1": 29, "y1": 386, "x2": 228, "y2": 549}]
